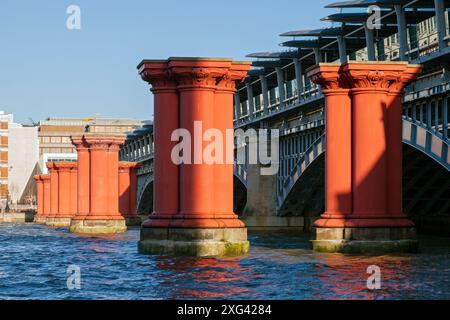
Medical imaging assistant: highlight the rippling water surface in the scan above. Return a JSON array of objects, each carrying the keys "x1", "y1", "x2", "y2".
[{"x1": 1, "y1": 223, "x2": 450, "y2": 300}]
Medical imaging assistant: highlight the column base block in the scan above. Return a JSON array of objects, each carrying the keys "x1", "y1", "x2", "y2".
[
  {"x1": 311, "y1": 227, "x2": 418, "y2": 253},
  {"x1": 124, "y1": 216, "x2": 143, "y2": 227},
  {"x1": 69, "y1": 218, "x2": 127, "y2": 234},
  {"x1": 46, "y1": 217, "x2": 72, "y2": 227},
  {"x1": 34, "y1": 216, "x2": 47, "y2": 224},
  {"x1": 138, "y1": 227, "x2": 249, "y2": 257}
]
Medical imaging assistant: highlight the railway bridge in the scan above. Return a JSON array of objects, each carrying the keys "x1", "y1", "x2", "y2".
[{"x1": 122, "y1": 0, "x2": 450, "y2": 235}]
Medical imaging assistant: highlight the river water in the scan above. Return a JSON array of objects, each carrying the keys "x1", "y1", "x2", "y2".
[{"x1": 0, "y1": 223, "x2": 449, "y2": 300}]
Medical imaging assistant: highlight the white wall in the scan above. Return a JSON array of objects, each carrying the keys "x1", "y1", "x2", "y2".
[{"x1": 8, "y1": 126, "x2": 39, "y2": 204}]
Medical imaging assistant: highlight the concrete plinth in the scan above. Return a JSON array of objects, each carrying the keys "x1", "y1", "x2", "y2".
[
  {"x1": 311, "y1": 227, "x2": 418, "y2": 253},
  {"x1": 124, "y1": 216, "x2": 143, "y2": 227},
  {"x1": 138, "y1": 227, "x2": 249, "y2": 257},
  {"x1": 34, "y1": 215, "x2": 47, "y2": 224},
  {"x1": 1, "y1": 212, "x2": 35, "y2": 223},
  {"x1": 45, "y1": 217, "x2": 72, "y2": 228},
  {"x1": 69, "y1": 218, "x2": 127, "y2": 234}
]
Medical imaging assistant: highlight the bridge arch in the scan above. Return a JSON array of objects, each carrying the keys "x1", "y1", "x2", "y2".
[
  {"x1": 136, "y1": 173, "x2": 153, "y2": 215},
  {"x1": 275, "y1": 119, "x2": 450, "y2": 227}
]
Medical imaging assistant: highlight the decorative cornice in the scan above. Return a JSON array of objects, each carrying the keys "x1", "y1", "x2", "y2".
[
  {"x1": 41, "y1": 175, "x2": 51, "y2": 182},
  {"x1": 340, "y1": 62, "x2": 418, "y2": 92},
  {"x1": 53, "y1": 162, "x2": 78, "y2": 171},
  {"x1": 388, "y1": 65, "x2": 422, "y2": 94},
  {"x1": 307, "y1": 64, "x2": 349, "y2": 93},
  {"x1": 169, "y1": 66, "x2": 230, "y2": 90},
  {"x1": 216, "y1": 63, "x2": 251, "y2": 93},
  {"x1": 138, "y1": 60, "x2": 177, "y2": 92},
  {"x1": 343, "y1": 70, "x2": 393, "y2": 90},
  {"x1": 84, "y1": 135, "x2": 125, "y2": 150},
  {"x1": 119, "y1": 161, "x2": 142, "y2": 169},
  {"x1": 71, "y1": 136, "x2": 89, "y2": 150},
  {"x1": 168, "y1": 58, "x2": 233, "y2": 90},
  {"x1": 46, "y1": 162, "x2": 56, "y2": 171}
]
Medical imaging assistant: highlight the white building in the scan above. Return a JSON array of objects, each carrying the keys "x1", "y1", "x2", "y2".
[{"x1": 8, "y1": 124, "x2": 39, "y2": 205}]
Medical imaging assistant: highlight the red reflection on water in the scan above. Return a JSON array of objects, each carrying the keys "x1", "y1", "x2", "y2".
[
  {"x1": 156, "y1": 257, "x2": 252, "y2": 299},
  {"x1": 313, "y1": 254, "x2": 414, "y2": 300}
]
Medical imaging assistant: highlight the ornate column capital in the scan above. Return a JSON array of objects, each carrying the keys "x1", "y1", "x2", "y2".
[
  {"x1": 46, "y1": 162, "x2": 57, "y2": 172},
  {"x1": 41, "y1": 175, "x2": 51, "y2": 182},
  {"x1": 34, "y1": 175, "x2": 42, "y2": 182},
  {"x1": 168, "y1": 57, "x2": 232, "y2": 91},
  {"x1": 340, "y1": 62, "x2": 415, "y2": 93},
  {"x1": 54, "y1": 162, "x2": 77, "y2": 173},
  {"x1": 387, "y1": 65, "x2": 422, "y2": 95},
  {"x1": 137, "y1": 60, "x2": 177, "y2": 93},
  {"x1": 307, "y1": 63, "x2": 349, "y2": 94},
  {"x1": 216, "y1": 62, "x2": 251, "y2": 93},
  {"x1": 83, "y1": 135, "x2": 124, "y2": 151},
  {"x1": 71, "y1": 136, "x2": 89, "y2": 151}
]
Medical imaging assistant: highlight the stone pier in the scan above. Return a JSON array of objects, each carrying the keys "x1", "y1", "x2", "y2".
[
  {"x1": 138, "y1": 57, "x2": 250, "y2": 257},
  {"x1": 118, "y1": 162, "x2": 142, "y2": 226},
  {"x1": 69, "y1": 135, "x2": 127, "y2": 234},
  {"x1": 46, "y1": 162, "x2": 77, "y2": 227},
  {"x1": 33, "y1": 175, "x2": 45, "y2": 223},
  {"x1": 308, "y1": 61, "x2": 422, "y2": 253}
]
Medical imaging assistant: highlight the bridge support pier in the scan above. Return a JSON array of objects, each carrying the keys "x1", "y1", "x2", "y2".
[
  {"x1": 33, "y1": 175, "x2": 45, "y2": 223},
  {"x1": 69, "y1": 135, "x2": 127, "y2": 234},
  {"x1": 119, "y1": 162, "x2": 142, "y2": 226},
  {"x1": 138, "y1": 58, "x2": 250, "y2": 257},
  {"x1": 46, "y1": 163, "x2": 77, "y2": 227},
  {"x1": 45, "y1": 163, "x2": 60, "y2": 227},
  {"x1": 39, "y1": 175, "x2": 51, "y2": 224},
  {"x1": 308, "y1": 62, "x2": 422, "y2": 253}
]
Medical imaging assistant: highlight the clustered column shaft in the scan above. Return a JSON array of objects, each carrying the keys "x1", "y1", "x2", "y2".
[
  {"x1": 308, "y1": 61, "x2": 422, "y2": 253},
  {"x1": 138, "y1": 57, "x2": 251, "y2": 257}
]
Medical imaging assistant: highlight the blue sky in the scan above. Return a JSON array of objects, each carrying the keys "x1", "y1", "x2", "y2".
[{"x1": 0, "y1": 0, "x2": 332, "y2": 124}]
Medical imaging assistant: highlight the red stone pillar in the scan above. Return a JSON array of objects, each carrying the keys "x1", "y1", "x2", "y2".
[
  {"x1": 308, "y1": 64, "x2": 352, "y2": 227},
  {"x1": 70, "y1": 165, "x2": 78, "y2": 215},
  {"x1": 42, "y1": 175, "x2": 51, "y2": 220},
  {"x1": 69, "y1": 135, "x2": 126, "y2": 234},
  {"x1": 309, "y1": 61, "x2": 422, "y2": 253},
  {"x1": 118, "y1": 162, "x2": 131, "y2": 216},
  {"x1": 172, "y1": 58, "x2": 240, "y2": 228},
  {"x1": 106, "y1": 139, "x2": 122, "y2": 216},
  {"x1": 385, "y1": 66, "x2": 422, "y2": 218},
  {"x1": 71, "y1": 137, "x2": 90, "y2": 218},
  {"x1": 138, "y1": 60, "x2": 179, "y2": 226},
  {"x1": 47, "y1": 162, "x2": 59, "y2": 223},
  {"x1": 89, "y1": 138, "x2": 109, "y2": 216},
  {"x1": 47, "y1": 162, "x2": 75, "y2": 227},
  {"x1": 118, "y1": 162, "x2": 142, "y2": 226},
  {"x1": 213, "y1": 62, "x2": 252, "y2": 223},
  {"x1": 343, "y1": 62, "x2": 421, "y2": 227},
  {"x1": 129, "y1": 164, "x2": 139, "y2": 216},
  {"x1": 138, "y1": 57, "x2": 250, "y2": 257},
  {"x1": 34, "y1": 175, "x2": 44, "y2": 223}
]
